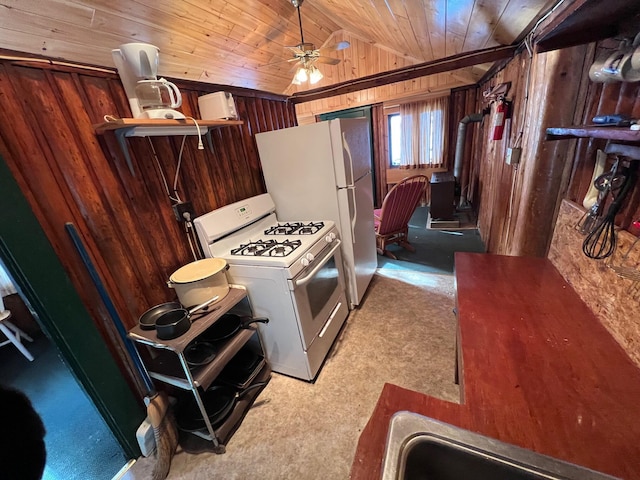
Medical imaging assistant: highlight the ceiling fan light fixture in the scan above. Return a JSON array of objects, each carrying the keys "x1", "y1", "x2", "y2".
[
  {"x1": 294, "y1": 66, "x2": 308, "y2": 83},
  {"x1": 287, "y1": 0, "x2": 343, "y2": 87},
  {"x1": 309, "y1": 66, "x2": 323, "y2": 84}
]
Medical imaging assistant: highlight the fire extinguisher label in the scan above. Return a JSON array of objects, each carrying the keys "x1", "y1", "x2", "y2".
[{"x1": 493, "y1": 109, "x2": 505, "y2": 140}]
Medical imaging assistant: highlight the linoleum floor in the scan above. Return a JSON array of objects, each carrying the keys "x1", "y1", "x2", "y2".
[{"x1": 125, "y1": 206, "x2": 485, "y2": 480}]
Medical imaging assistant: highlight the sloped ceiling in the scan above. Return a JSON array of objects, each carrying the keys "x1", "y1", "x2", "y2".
[{"x1": 0, "y1": 0, "x2": 554, "y2": 95}]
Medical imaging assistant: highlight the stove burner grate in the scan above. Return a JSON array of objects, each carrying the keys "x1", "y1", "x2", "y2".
[
  {"x1": 230, "y1": 239, "x2": 276, "y2": 256},
  {"x1": 230, "y1": 239, "x2": 302, "y2": 257},
  {"x1": 264, "y1": 223, "x2": 299, "y2": 235},
  {"x1": 264, "y1": 222, "x2": 325, "y2": 236}
]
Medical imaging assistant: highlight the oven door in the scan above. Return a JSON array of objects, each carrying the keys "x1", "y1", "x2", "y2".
[{"x1": 288, "y1": 240, "x2": 347, "y2": 348}]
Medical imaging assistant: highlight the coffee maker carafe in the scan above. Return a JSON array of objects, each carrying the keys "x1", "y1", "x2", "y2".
[
  {"x1": 112, "y1": 42, "x2": 185, "y2": 119},
  {"x1": 135, "y1": 79, "x2": 182, "y2": 111}
]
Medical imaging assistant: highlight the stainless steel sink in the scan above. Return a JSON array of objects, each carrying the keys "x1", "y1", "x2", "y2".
[{"x1": 381, "y1": 412, "x2": 619, "y2": 480}]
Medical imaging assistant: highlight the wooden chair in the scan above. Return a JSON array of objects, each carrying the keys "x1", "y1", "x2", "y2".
[
  {"x1": 0, "y1": 309, "x2": 34, "y2": 361},
  {"x1": 374, "y1": 175, "x2": 428, "y2": 259}
]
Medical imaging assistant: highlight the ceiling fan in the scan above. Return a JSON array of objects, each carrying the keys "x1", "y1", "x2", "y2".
[{"x1": 286, "y1": 0, "x2": 350, "y2": 85}]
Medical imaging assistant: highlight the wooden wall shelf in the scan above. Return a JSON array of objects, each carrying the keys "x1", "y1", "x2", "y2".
[
  {"x1": 93, "y1": 118, "x2": 244, "y2": 174},
  {"x1": 535, "y1": 0, "x2": 640, "y2": 53},
  {"x1": 545, "y1": 125, "x2": 640, "y2": 142},
  {"x1": 93, "y1": 118, "x2": 243, "y2": 134}
]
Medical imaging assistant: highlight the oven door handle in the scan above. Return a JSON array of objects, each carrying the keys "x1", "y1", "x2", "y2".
[{"x1": 293, "y1": 240, "x2": 342, "y2": 288}]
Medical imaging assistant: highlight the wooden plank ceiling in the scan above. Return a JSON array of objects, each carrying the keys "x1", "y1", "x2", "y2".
[{"x1": 0, "y1": 0, "x2": 554, "y2": 95}]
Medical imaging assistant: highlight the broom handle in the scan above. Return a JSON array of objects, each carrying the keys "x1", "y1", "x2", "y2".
[{"x1": 65, "y1": 222, "x2": 154, "y2": 393}]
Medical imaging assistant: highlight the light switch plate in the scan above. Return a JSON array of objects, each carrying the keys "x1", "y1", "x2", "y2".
[{"x1": 506, "y1": 147, "x2": 522, "y2": 165}]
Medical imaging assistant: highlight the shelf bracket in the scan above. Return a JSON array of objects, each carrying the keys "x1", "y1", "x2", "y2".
[
  {"x1": 114, "y1": 128, "x2": 137, "y2": 176},
  {"x1": 205, "y1": 130, "x2": 215, "y2": 154},
  {"x1": 113, "y1": 126, "x2": 215, "y2": 176}
]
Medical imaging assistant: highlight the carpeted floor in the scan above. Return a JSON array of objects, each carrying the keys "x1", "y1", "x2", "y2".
[
  {"x1": 378, "y1": 206, "x2": 485, "y2": 273},
  {"x1": 126, "y1": 206, "x2": 485, "y2": 480},
  {"x1": 0, "y1": 334, "x2": 127, "y2": 480}
]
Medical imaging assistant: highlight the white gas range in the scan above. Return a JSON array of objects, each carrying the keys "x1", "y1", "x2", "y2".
[{"x1": 194, "y1": 194, "x2": 349, "y2": 381}]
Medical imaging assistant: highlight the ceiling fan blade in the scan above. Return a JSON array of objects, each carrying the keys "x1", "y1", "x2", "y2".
[
  {"x1": 285, "y1": 45, "x2": 306, "y2": 56},
  {"x1": 316, "y1": 56, "x2": 341, "y2": 65},
  {"x1": 320, "y1": 41, "x2": 351, "y2": 52},
  {"x1": 259, "y1": 58, "x2": 298, "y2": 68}
]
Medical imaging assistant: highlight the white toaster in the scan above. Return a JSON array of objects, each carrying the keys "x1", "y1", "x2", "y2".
[{"x1": 198, "y1": 91, "x2": 238, "y2": 120}]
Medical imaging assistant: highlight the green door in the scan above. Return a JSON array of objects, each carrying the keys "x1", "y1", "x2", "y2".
[
  {"x1": 319, "y1": 106, "x2": 377, "y2": 204},
  {"x1": 319, "y1": 106, "x2": 372, "y2": 122},
  {"x1": 0, "y1": 156, "x2": 143, "y2": 458}
]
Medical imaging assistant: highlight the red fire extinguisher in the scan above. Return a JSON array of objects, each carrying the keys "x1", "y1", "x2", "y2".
[{"x1": 492, "y1": 99, "x2": 509, "y2": 141}]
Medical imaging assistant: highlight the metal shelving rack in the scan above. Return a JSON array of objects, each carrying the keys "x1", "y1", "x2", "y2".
[{"x1": 127, "y1": 285, "x2": 270, "y2": 453}]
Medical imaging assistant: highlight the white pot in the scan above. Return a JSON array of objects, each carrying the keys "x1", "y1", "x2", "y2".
[{"x1": 168, "y1": 258, "x2": 230, "y2": 307}]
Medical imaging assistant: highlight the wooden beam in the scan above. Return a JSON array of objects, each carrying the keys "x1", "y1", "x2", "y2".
[
  {"x1": 450, "y1": 71, "x2": 479, "y2": 85},
  {"x1": 288, "y1": 45, "x2": 518, "y2": 104},
  {"x1": 535, "y1": 0, "x2": 640, "y2": 53}
]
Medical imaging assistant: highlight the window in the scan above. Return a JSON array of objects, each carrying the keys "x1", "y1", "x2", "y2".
[
  {"x1": 388, "y1": 113, "x2": 402, "y2": 167},
  {"x1": 388, "y1": 96, "x2": 448, "y2": 168},
  {"x1": 419, "y1": 108, "x2": 444, "y2": 162}
]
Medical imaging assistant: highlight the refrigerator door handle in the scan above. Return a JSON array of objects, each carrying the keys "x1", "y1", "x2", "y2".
[
  {"x1": 347, "y1": 185, "x2": 357, "y2": 243},
  {"x1": 342, "y1": 131, "x2": 355, "y2": 186}
]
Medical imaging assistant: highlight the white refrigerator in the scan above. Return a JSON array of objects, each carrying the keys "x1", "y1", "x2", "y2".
[{"x1": 255, "y1": 117, "x2": 377, "y2": 309}]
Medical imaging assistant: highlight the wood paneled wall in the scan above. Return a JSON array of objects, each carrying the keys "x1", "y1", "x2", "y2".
[
  {"x1": 471, "y1": 39, "x2": 640, "y2": 257},
  {"x1": 371, "y1": 103, "x2": 386, "y2": 209},
  {"x1": 447, "y1": 87, "x2": 480, "y2": 201},
  {"x1": 0, "y1": 56, "x2": 296, "y2": 392},
  {"x1": 470, "y1": 45, "x2": 590, "y2": 256},
  {"x1": 565, "y1": 40, "x2": 640, "y2": 229}
]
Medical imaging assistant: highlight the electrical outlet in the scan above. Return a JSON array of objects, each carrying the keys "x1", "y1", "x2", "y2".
[
  {"x1": 172, "y1": 201, "x2": 194, "y2": 222},
  {"x1": 506, "y1": 147, "x2": 522, "y2": 165}
]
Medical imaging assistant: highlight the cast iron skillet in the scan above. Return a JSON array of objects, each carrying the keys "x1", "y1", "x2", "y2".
[
  {"x1": 175, "y1": 382, "x2": 268, "y2": 432},
  {"x1": 200, "y1": 313, "x2": 269, "y2": 343},
  {"x1": 138, "y1": 296, "x2": 219, "y2": 340},
  {"x1": 184, "y1": 340, "x2": 218, "y2": 368},
  {"x1": 218, "y1": 346, "x2": 264, "y2": 387}
]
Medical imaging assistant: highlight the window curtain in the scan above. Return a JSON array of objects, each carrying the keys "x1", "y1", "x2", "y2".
[{"x1": 400, "y1": 95, "x2": 448, "y2": 167}]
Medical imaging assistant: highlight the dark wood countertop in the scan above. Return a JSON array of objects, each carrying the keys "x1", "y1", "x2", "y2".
[{"x1": 350, "y1": 253, "x2": 640, "y2": 480}]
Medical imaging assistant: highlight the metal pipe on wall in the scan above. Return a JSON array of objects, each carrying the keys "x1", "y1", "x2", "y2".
[
  {"x1": 454, "y1": 113, "x2": 484, "y2": 207},
  {"x1": 454, "y1": 113, "x2": 484, "y2": 181}
]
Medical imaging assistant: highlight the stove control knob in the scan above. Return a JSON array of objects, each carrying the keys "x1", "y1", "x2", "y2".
[
  {"x1": 301, "y1": 253, "x2": 314, "y2": 267},
  {"x1": 325, "y1": 233, "x2": 336, "y2": 243}
]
